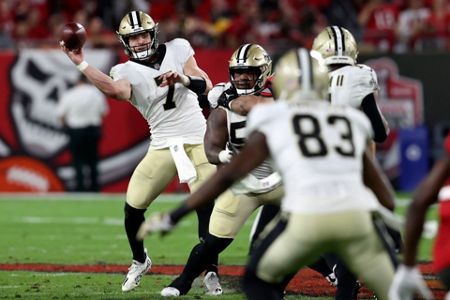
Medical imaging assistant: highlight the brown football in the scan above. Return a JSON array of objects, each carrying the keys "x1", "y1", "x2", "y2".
[{"x1": 60, "y1": 22, "x2": 86, "y2": 50}]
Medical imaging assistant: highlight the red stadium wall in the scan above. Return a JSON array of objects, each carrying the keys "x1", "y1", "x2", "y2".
[
  {"x1": 0, "y1": 49, "x2": 232, "y2": 193},
  {"x1": 1, "y1": 49, "x2": 449, "y2": 193}
]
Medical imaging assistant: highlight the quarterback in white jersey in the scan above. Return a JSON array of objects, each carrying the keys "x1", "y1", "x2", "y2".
[
  {"x1": 60, "y1": 10, "x2": 219, "y2": 293},
  {"x1": 137, "y1": 48, "x2": 397, "y2": 300},
  {"x1": 109, "y1": 38, "x2": 206, "y2": 149}
]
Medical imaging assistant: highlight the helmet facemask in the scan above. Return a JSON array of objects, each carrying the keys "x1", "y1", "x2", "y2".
[
  {"x1": 229, "y1": 44, "x2": 272, "y2": 95},
  {"x1": 117, "y1": 11, "x2": 159, "y2": 61},
  {"x1": 230, "y1": 66, "x2": 267, "y2": 95}
]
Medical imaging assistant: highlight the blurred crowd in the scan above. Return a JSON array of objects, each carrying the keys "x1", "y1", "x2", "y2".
[{"x1": 0, "y1": 0, "x2": 449, "y2": 54}]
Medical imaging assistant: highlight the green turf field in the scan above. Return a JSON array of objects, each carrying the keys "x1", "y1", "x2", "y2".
[{"x1": 0, "y1": 193, "x2": 437, "y2": 299}]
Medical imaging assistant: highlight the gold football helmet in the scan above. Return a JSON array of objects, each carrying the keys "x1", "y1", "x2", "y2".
[
  {"x1": 312, "y1": 26, "x2": 358, "y2": 65},
  {"x1": 272, "y1": 48, "x2": 329, "y2": 101},
  {"x1": 229, "y1": 44, "x2": 272, "y2": 95},
  {"x1": 117, "y1": 11, "x2": 159, "y2": 60}
]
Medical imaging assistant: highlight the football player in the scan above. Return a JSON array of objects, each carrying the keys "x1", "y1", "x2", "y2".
[
  {"x1": 137, "y1": 48, "x2": 398, "y2": 300},
  {"x1": 155, "y1": 43, "x2": 283, "y2": 297},
  {"x1": 213, "y1": 44, "x2": 339, "y2": 285},
  {"x1": 60, "y1": 10, "x2": 219, "y2": 292},
  {"x1": 312, "y1": 25, "x2": 397, "y2": 300},
  {"x1": 312, "y1": 25, "x2": 390, "y2": 153},
  {"x1": 389, "y1": 132, "x2": 450, "y2": 300}
]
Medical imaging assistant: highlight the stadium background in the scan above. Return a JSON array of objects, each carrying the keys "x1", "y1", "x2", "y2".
[{"x1": 0, "y1": 0, "x2": 449, "y2": 193}]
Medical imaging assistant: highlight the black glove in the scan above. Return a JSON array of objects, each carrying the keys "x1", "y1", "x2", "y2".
[{"x1": 217, "y1": 86, "x2": 238, "y2": 109}]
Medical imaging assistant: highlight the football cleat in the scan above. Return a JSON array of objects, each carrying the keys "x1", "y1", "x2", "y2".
[
  {"x1": 121, "y1": 250, "x2": 152, "y2": 292},
  {"x1": 160, "y1": 286, "x2": 181, "y2": 297},
  {"x1": 203, "y1": 271, "x2": 223, "y2": 296}
]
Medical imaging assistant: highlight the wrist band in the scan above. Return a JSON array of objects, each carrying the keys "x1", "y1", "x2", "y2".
[
  {"x1": 185, "y1": 75, "x2": 207, "y2": 95},
  {"x1": 76, "y1": 61, "x2": 89, "y2": 72}
]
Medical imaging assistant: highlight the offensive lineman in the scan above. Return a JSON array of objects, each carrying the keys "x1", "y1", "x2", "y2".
[
  {"x1": 137, "y1": 48, "x2": 398, "y2": 300},
  {"x1": 60, "y1": 10, "x2": 219, "y2": 292},
  {"x1": 156, "y1": 43, "x2": 283, "y2": 297}
]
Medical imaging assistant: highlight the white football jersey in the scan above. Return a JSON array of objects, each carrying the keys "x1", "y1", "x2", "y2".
[
  {"x1": 247, "y1": 100, "x2": 380, "y2": 214},
  {"x1": 208, "y1": 82, "x2": 280, "y2": 193},
  {"x1": 329, "y1": 64, "x2": 378, "y2": 108},
  {"x1": 207, "y1": 82, "x2": 230, "y2": 109},
  {"x1": 110, "y1": 38, "x2": 206, "y2": 149}
]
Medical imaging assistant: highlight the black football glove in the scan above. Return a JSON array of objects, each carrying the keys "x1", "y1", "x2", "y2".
[{"x1": 217, "y1": 86, "x2": 238, "y2": 109}]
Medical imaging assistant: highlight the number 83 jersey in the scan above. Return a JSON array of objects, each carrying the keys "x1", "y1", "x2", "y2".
[
  {"x1": 110, "y1": 38, "x2": 206, "y2": 149},
  {"x1": 247, "y1": 100, "x2": 380, "y2": 214}
]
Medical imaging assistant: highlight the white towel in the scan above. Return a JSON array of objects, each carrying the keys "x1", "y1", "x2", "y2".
[{"x1": 169, "y1": 140, "x2": 197, "y2": 184}]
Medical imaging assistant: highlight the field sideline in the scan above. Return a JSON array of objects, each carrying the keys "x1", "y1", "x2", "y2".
[{"x1": 0, "y1": 193, "x2": 443, "y2": 299}]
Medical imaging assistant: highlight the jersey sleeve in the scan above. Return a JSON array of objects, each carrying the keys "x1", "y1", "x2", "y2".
[
  {"x1": 170, "y1": 38, "x2": 195, "y2": 66},
  {"x1": 207, "y1": 82, "x2": 230, "y2": 108},
  {"x1": 350, "y1": 65, "x2": 379, "y2": 107},
  {"x1": 247, "y1": 103, "x2": 282, "y2": 135},
  {"x1": 109, "y1": 64, "x2": 126, "y2": 81}
]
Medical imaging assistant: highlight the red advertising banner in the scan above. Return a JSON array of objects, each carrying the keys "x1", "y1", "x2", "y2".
[{"x1": 0, "y1": 49, "x2": 232, "y2": 192}]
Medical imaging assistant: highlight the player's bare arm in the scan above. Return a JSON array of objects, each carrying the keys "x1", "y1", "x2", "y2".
[
  {"x1": 137, "y1": 131, "x2": 269, "y2": 238},
  {"x1": 362, "y1": 147, "x2": 396, "y2": 210},
  {"x1": 204, "y1": 108, "x2": 229, "y2": 165},
  {"x1": 60, "y1": 45, "x2": 131, "y2": 100},
  {"x1": 182, "y1": 131, "x2": 268, "y2": 212},
  {"x1": 230, "y1": 95, "x2": 273, "y2": 116},
  {"x1": 403, "y1": 153, "x2": 450, "y2": 266}
]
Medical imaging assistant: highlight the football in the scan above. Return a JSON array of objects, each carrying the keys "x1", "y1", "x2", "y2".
[{"x1": 60, "y1": 22, "x2": 86, "y2": 51}]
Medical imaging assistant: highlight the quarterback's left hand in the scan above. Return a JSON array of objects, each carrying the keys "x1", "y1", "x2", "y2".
[
  {"x1": 158, "y1": 71, "x2": 189, "y2": 87},
  {"x1": 136, "y1": 213, "x2": 175, "y2": 240},
  {"x1": 388, "y1": 265, "x2": 434, "y2": 300},
  {"x1": 217, "y1": 86, "x2": 238, "y2": 109}
]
